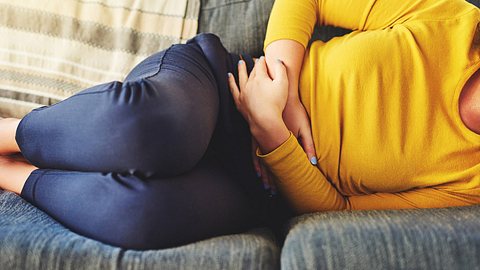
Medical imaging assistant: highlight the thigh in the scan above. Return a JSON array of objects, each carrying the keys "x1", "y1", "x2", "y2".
[
  {"x1": 20, "y1": 155, "x2": 259, "y2": 250},
  {"x1": 16, "y1": 44, "x2": 219, "y2": 177}
]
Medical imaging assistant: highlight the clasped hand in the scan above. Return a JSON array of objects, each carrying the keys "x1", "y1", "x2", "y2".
[
  {"x1": 227, "y1": 56, "x2": 291, "y2": 194},
  {"x1": 228, "y1": 57, "x2": 290, "y2": 154}
]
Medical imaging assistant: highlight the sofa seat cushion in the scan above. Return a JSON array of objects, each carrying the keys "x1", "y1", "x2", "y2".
[
  {"x1": 281, "y1": 205, "x2": 480, "y2": 270},
  {"x1": 0, "y1": 191, "x2": 280, "y2": 270}
]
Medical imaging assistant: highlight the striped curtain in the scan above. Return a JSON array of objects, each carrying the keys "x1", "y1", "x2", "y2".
[{"x1": 0, "y1": 0, "x2": 200, "y2": 118}]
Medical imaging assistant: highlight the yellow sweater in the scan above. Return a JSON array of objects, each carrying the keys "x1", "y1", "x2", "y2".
[{"x1": 261, "y1": 0, "x2": 480, "y2": 214}]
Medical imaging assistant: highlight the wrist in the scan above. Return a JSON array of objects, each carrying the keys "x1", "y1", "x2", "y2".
[
  {"x1": 287, "y1": 91, "x2": 300, "y2": 102},
  {"x1": 250, "y1": 117, "x2": 290, "y2": 154}
]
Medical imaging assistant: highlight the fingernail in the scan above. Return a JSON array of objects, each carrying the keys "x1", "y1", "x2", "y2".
[
  {"x1": 310, "y1": 156, "x2": 318, "y2": 165},
  {"x1": 227, "y1": 72, "x2": 232, "y2": 78},
  {"x1": 238, "y1": 60, "x2": 244, "y2": 65},
  {"x1": 260, "y1": 56, "x2": 265, "y2": 60},
  {"x1": 255, "y1": 58, "x2": 259, "y2": 63}
]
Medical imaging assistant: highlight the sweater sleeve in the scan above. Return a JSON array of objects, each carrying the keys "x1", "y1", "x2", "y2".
[
  {"x1": 257, "y1": 132, "x2": 349, "y2": 214},
  {"x1": 264, "y1": 0, "x2": 476, "y2": 49},
  {"x1": 257, "y1": 133, "x2": 480, "y2": 214},
  {"x1": 263, "y1": 0, "x2": 319, "y2": 49}
]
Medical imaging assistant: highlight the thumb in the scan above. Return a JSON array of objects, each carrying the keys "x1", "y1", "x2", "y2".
[{"x1": 299, "y1": 127, "x2": 317, "y2": 166}]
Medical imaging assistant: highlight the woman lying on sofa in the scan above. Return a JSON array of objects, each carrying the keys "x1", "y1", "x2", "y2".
[{"x1": 0, "y1": 0, "x2": 478, "y2": 250}]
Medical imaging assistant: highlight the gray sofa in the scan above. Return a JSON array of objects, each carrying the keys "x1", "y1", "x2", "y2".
[{"x1": 1, "y1": 0, "x2": 480, "y2": 269}]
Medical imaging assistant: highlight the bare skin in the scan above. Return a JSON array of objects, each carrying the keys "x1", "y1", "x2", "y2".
[
  {"x1": 0, "y1": 118, "x2": 38, "y2": 195},
  {"x1": 459, "y1": 68, "x2": 480, "y2": 134}
]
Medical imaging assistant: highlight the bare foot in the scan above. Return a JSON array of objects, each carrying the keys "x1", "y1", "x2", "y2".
[{"x1": 0, "y1": 155, "x2": 37, "y2": 194}]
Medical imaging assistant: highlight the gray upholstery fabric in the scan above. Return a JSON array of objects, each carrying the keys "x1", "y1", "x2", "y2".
[
  {"x1": 281, "y1": 205, "x2": 480, "y2": 270},
  {"x1": 198, "y1": 0, "x2": 275, "y2": 57},
  {"x1": 0, "y1": 191, "x2": 280, "y2": 270},
  {"x1": 198, "y1": 0, "x2": 351, "y2": 56}
]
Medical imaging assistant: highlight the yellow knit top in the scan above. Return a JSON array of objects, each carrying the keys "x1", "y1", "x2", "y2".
[{"x1": 260, "y1": 0, "x2": 480, "y2": 214}]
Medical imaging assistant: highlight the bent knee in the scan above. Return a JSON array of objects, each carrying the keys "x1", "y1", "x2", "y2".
[{"x1": 117, "y1": 88, "x2": 218, "y2": 175}]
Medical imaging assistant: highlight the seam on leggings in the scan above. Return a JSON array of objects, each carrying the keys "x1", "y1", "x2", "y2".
[
  {"x1": 30, "y1": 82, "x2": 125, "y2": 112},
  {"x1": 160, "y1": 65, "x2": 205, "y2": 84},
  {"x1": 138, "y1": 45, "x2": 171, "y2": 81},
  {"x1": 63, "y1": 81, "x2": 124, "y2": 98},
  {"x1": 124, "y1": 45, "x2": 173, "y2": 85},
  {"x1": 121, "y1": 46, "x2": 171, "y2": 88}
]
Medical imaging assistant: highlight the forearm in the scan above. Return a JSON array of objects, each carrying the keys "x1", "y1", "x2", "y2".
[
  {"x1": 249, "y1": 116, "x2": 290, "y2": 155},
  {"x1": 264, "y1": 40, "x2": 305, "y2": 100},
  {"x1": 263, "y1": 0, "x2": 316, "y2": 99}
]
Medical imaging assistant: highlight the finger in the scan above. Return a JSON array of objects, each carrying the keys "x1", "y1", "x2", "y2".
[
  {"x1": 273, "y1": 59, "x2": 288, "y2": 83},
  {"x1": 227, "y1": 73, "x2": 240, "y2": 105},
  {"x1": 238, "y1": 60, "x2": 248, "y2": 91},
  {"x1": 253, "y1": 56, "x2": 269, "y2": 79},
  {"x1": 299, "y1": 127, "x2": 318, "y2": 166}
]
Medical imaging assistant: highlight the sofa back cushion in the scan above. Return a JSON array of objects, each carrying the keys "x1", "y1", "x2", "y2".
[{"x1": 0, "y1": 0, "x2": 200, "y2": 118}]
